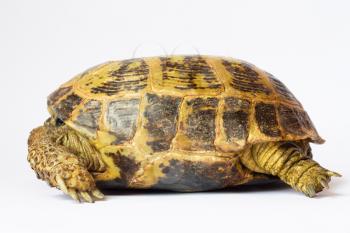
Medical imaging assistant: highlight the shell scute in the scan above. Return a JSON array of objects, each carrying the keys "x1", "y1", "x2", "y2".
[
  {"x1": 51, "y1": 93, "x2": 83, "y2": 121},
  {"x1": 221, "y1": 59, "x2": 272, "y2": 96},
  {"x1": 172, "y1": 97, "x2": 219, "y2": 151},
  {"x1": 223, "y1": 97, "x2": 250, "y2": 140},
  {"x1": 255, "y1": 102, "x2": 282, "y2": 138},
  {"x1": 142, "y1": 93, "x2": 182, "y2": 152},
  {"x1": 151, "y1": 56, "x2": 224, "y2": 96},
  {"x1": 74, "y1": 100, "x2": 101, "y2": 134},
  {"x1": 106, "y1": 98, "x2": 141, "y2": 144}
]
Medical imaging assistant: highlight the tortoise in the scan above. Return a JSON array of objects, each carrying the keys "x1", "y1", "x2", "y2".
[{"x1": 28, "y1": 55, "x2": 340, "y2": 202}]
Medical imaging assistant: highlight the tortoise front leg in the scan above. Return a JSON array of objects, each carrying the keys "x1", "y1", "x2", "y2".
[
  {"x1": 27, "y1": 124, "x2": 104, "y2": 202},
  {"x1": 241, "y1": 141, "x2": 341, "y2": 197}
]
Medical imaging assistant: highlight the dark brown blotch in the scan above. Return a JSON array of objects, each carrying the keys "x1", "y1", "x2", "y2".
[
  {"x1": 185, "y1": 97, "x2": 218, "y2": 150},
  {"x1": 223, "y1": 97, "x2": 251, "y2": 141},
  {"x1": 160, "y1": 56, "x2": 222, "y2": 90},
  {"x1": 107, "y1": 152, "x2": 140, "y2": 186},
  {"x1": 154, "y1": 159, "x2": 242, "y2": 192},
  {"x1": 278, "y1": 105, "x2": 312, "y2": 135},
  {"x1": 255, "y1": 102, "x2": 281, "y2": 137},
  {"x1": 47, "y1": 86, "x2": 72, "y2": 106},
  {"x1": 222, "y1": 60, "x2": 271, "y2": 95},
  {"x1": 144, "y1": 93, "x2": 182, "y2": 152},
  {"x1": 53, "y1": 93, "x2": 82, "y2": 121},
  {"x1": 267, "y1": 73, "x2": 298, "y2": 102},
  {"x1": 91, "y1": 59, "x2": 149, "y2": 96}
]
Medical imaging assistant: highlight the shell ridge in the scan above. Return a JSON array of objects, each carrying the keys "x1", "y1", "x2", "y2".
[{"x1": 169, "y1": 96, "x2": 185, "y2": 151}]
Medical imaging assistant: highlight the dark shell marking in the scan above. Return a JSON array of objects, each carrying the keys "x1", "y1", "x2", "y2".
[
  {"x1": 107, "y1": 152, "x2": 140, "y2": 186},
  {"x1": 53, "y1": 93, "x2": 82, "y2": 121},
  {"x1": 47, "y1": 86, "x2": 72, "y2": 106},
  {"x1": 74, "y1": 100, "x2": 101, "y2": 133},
  {"x1": 255, "y1": 102, "x2": 281, "y2": 137},
  {"x1": 91, "y1": 59, "x2": 149, "y2": 96},
  {"x1": 278, "y1": 105, "x2": 313, "y2": 136},
  {"x1": 223, "y1": 97, "x2": 251, "y2": 142},
  {"x1": 143, "y1": 93, "x2": 182, "y2": 152},
  {"x1": 154, "y1": 159, "x2": 243, "y2": 192},
  {"x1": 160, "y1": 56, "x2": 222, "y2": 90},
  {"x1": 106, "y1": 98, "x2": 140, "y2": 144},
  {"x1": 267, "y1": 73, "x2": 298, "y2": 103},
  {"x1": 222, "y1": 60, "x2": 272, "y2": 95},
  {"x1": 184, "y1": 97, "x2": 218, "y2": 150}
]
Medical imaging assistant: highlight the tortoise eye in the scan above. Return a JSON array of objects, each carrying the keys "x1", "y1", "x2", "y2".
[{"x1": 55, "y1": 118, "x2": 64, "y2": 126}]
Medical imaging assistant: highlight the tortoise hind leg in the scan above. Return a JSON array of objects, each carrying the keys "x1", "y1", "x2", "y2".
[
  {"x1": 241, "y1": 141, "x2": 341, "y2": 197},
  {"x1": 27, "y1": 122, "x2": 105, "y2": 202}
]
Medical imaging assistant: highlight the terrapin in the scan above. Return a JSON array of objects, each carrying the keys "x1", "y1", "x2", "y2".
[{"x1": 28, "y1": 55, "x2": 340, "y2": 202}]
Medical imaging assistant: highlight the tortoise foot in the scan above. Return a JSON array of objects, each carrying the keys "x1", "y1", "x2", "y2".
[
  {"x1": 51, "y1": 163, "x2": 105, "y2": 203},
  {"x1": 296, "y1": 166, "x2": 341, "y2": 197}
]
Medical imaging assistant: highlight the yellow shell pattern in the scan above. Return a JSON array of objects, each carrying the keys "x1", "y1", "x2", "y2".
[{"x1": 47, "y1": 55, "x2": 324, "y2": 191}]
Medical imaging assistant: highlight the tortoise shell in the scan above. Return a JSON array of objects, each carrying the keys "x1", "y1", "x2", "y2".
[{"x1": 47, "y1": 55, "x2": 324, "y2": 154}]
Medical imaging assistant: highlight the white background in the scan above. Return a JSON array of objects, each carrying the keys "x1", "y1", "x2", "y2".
[{"x1": 0, "y1": 0, "x2": 349, "y2": 232}]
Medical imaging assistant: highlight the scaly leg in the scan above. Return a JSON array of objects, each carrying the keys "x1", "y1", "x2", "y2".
[
  {"x1": 241, "y1": 141, "x2": 341, "y2": 197},
  {"x1": 28, "y1": 121, "x2": 105, "y2": 202}
]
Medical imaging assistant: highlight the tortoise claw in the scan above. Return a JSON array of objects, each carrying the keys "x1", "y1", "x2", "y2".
[
  {"x1": 80, "y1": 191, "x2": 94, "y2": 203},
  {"x1": 326, "y1": 170, "x2": 342, "y2": 177},
  {"x1": 318, "y1": 178, "x2": 329, "y2": 189},
  {"x1": 68, "y1": 189, "x2": 80, "y2": 202},
  {"x1": 92, "y1": 189, "x2": 105, "y2": 199},
  {"x1": 66, "y1": 188, "x2": 105, "y2": 203},
  {"x1": 56, "y1": 175, "x2": 68, "y2": 194},
  {"x1": 305, "y1": 185, "x2": 316, "y2": 198},
  {"x1": 55, "y1": 174, "x2": 105, "y2": 203}
]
